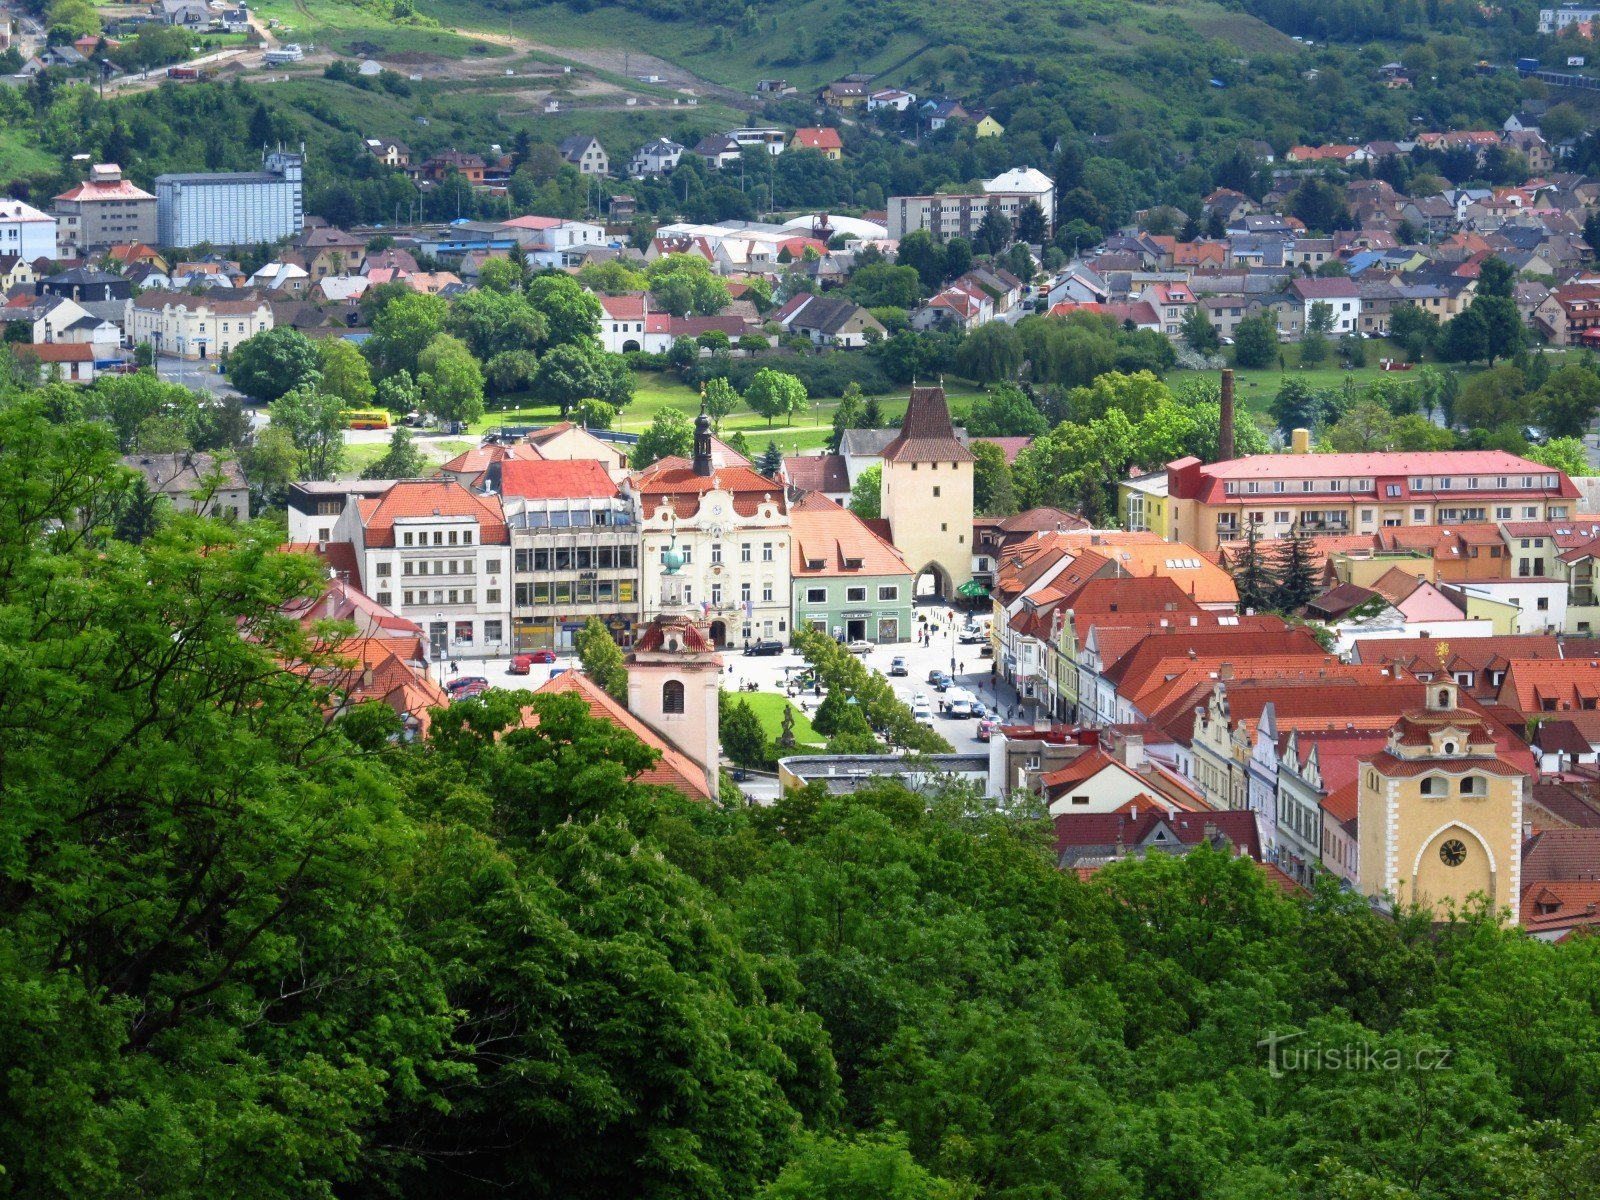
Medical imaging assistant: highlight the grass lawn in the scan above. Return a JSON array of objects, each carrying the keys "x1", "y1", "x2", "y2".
[
  {"x1": 472, "y1": 371, "x2": 989, "y2": 459},
  {"x1": 1171, "y1": 340, "x2": 1446, "y2": 416},
  {"x1": 737, "y1": 691, "x2": 824, "y2": 748}
]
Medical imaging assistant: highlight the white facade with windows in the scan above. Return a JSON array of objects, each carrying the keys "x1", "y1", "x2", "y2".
[
  {"x1": 0, "y1": 198, "x2": 57, "y2": 261},
  {"x1": 126, "y1": 292, "x2": 273, "y2": 360}
]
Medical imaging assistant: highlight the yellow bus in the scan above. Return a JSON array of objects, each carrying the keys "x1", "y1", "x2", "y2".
[{"x1": 343, "y1": 409, "x2": 392, "y2": 430}]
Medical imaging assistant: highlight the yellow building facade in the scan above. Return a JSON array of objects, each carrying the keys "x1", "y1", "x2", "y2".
[
  {"x1": 880, "y1": 385, "x2": 974, "y2": 597},
  {"x1": 1356, "y1": 682, "x2": 1524, "y2": 918}
]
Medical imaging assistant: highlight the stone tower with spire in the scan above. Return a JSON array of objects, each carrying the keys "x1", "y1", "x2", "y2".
[{"x1": 878, "y1": 383, "x2": 974, "y2": 598}]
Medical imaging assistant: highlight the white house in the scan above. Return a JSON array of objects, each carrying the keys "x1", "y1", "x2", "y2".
[
  {"x1": 1288, "y1": 277, "x2": 1363, "y2": 335},
  {"x1": 0, "y1": 198, "x2": 56, "y2": 261},
  {"x1": 501, "y1": 215, "x2": 608, "y2": 268},
  {"x1": 868, "y1": 88, "x2": 917, "y2": 112},
  {"x1": 629, "y1": 139, "x2": 684, "y2": 178},
  {"x1": 126, "y1": 291, "x2": 274, "y2": 360},
  {"x1": 984, "y1": 167, "x2": 1056, "y2": 228}
]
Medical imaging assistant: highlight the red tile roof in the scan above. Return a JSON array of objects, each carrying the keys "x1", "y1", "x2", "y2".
[
  {"x1": 499, "y1": 457, "x2": 619, "y2": 500},
  {"x1": 359, "y1": 479, "x2": 508, "y2": 546},
  {"x1": 527, "y1": 669, "x2": 713, "y2": 801},
  {"x1": 784, "y1": 453, "x2": 850, "y2": 494},
  {"x1": 792, "y1": 127, "x2": 844, "y2": 151}
]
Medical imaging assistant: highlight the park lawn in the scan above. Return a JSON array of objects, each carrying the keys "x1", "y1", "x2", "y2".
[
  {"x1": 1169, "y1": 339, "x2": 1430, "y2": 415},
  {"x1": 737, "y1": 691, "x2": 824, "y2": 748},
  {"x1": 470, "y1": 371, "x2": 988, "y2": 459}
]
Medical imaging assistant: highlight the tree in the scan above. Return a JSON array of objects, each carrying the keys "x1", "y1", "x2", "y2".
[
  {"x1": 525, "y1": 273, "x2": 603, "y2": 346},
  {"x1": 485, "y1": 348, "x2": 541, "y2": 397},
  {"x1": 1229, "y1": 521, "x2": 1275, "y2": 613},
  {"x1": 1438, "y1": 306, "x2": 1490, "y2": 365},
  {"x1": 759, "y1": 1132, "x2": 966, "y2": 1200},
  {"x1": 744, "y1": 368, "x2": 808, "y2": 427},
  {"x1": 1233, "y1": 315, "x2": 1278, "y2": 369},
  {"x1": 376, "y1": 368, "x2": 423, "y2": 416},
  {"x1": 719, "y1": 693, "x2": 768, "y2": 768},
  {"x1": 954, "y1": 323, "x2": 1024, "y2": 385},
  {"x1": 417, "y1": 333, "x2": 486, "y2": 428},
  {"x1": 361, "y1": 426, "x2": 429, "y2": 479},
  {"x1": 1528, "y1": 436, "x2": 1589, "y2": 478},
  {"x1": 1471, "y1": 289, "x2": 1525, "y2": 366},
  {"x1": 973, "y1": 207, "x2": 1013, "y2": 256},
  {"x1": 575, "y1": 615, "x2": 629, "y2": 701},
  {"x1": 535, "y1": 341, "x2": 620, "y2": 418},
  {"x1": 1456, "y1": 364, "x2": 1527, "y2": 431},
  {"x1": 702, "y1": 377, "x2": 739, "y2": 433},
  {"x1": 478, "y1": 256, "x2": 525, "y2": 294},
  {"x1": 1533, "y1": 366, "x2": 1600, "y2": 438},
  {"x1": 1181, "y1": 305, "x2": 1220, "y2": 355},
  {"x1": 228, "y1": 327, "x2": 321, "y2": 402},
  {"x1": 1389, "y1": 303, "x2": 1440, "y2": 362},
  {"x1": 667, "y1": 336, "x2": 699, "y2": 374},
  {"x1": 963, "y1": 383, "x2": 1047, "y2": 438},
  {"x1": 315, "y1": 336, "x2": 375, "y2": 407},
  {"x1": 1014, "y1": 199, "x2": 1048, "y2": 246},
  {"x1": 896, "y1": 229, "x2": 946, "y2": 293},
  {"x1": 365, "y1": 291, "x2": 449, "y2": 379},
  {"x1": 847, "y1": 263, "x2": 923, "y2": 309},
  {"x1": 447, "y1": 287, "x2": 547, "y2": 360},
  {"x1": 759, "y1": 440, "x2": 783, "y2": 478},
  {"x1": 1272, "y1": 532, "x2": 1319, "y2": 612},
  {"x1": 632, "y1": 408, "x2": 694, "y2": 468},
  {"x1": 111, "y1": 473, "x2": 166, "y2": 544},
  {"x1": 647, "y1": 253, "x2": 731, "y2": 317},
  {"x1": 849, "y1": 464, "x2": 881, "y2": 519},
  {"x1": 268, "y1": 386, "x2": 347, "y2": 480},
  {"x1": 970, "y1": 440, "x2": 1017, "y2": 516},
  {"x1": 574, "y1": 398, "x2": 616, "y2": 430}
]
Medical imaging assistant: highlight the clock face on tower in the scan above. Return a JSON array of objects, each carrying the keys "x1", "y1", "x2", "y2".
[
  {"x1": 710, "y1": 503, "x2": 724, "y2": 516},
  {"x1": 1439, "y1": 839, "x2": 1467, "y2": 867}
]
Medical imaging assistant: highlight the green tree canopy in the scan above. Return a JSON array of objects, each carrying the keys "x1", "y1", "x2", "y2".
[
  {"x1": 228, "y1": 326, "x2": 321, "y2": 403},
  {"x1": 744, "y1": 368, "x2": 808, "y2": 427},
  {"x1": 849, "y1": 463, "x2": 881, "y2": 519}
]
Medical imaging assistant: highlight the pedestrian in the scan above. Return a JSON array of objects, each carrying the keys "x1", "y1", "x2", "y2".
[
  {"x1": 959, "y1": 661, "x2": 965, "y2": 675},
  {"x1": 450, "y1": 660, "x2": 459, "y2": 676}
]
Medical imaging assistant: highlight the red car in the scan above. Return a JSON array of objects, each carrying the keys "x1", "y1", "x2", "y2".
[
  {"x1": 450, "y1": 682, "x2": 489, "y2": 701},
  {"x1": 444, "y1": 675, "x2": 489, "y2": 694},
  {"x1": 509, "y1": 650, "x2": 557, "y2": 674}
]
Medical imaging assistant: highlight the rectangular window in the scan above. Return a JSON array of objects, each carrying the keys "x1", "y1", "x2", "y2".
[
  {"x1": 711, "y1": 543, "x2": 722, "y2": 564},
  {"x1": 515, "y1": 548, "x2": 533, "y2": 572},
  {"x1": 618, "y1": 581, "x2": 634, "y2": 602},
  {"x1": 515, "y1": 583, "x2": 533, "y2": 605},
  {"x1": 806, "y1": 587, "x2": 826, "y2": 603},
  {"x1": 712, "y1": 583, "x2": 723, "y2": 604},
  {"x1": 741, "y1": 543, "x2": 752, "y2": 563},
  {"x1": 534, "y1": 548, "x2": 551, "y2": 571},
  {"x1": 762, "y1": 584, "x2": 774, "y2": 603},
  {"x1": 486, "y1": 588, "x2": 501, "y2": 604},
  {"x1": 375, "y1": 562, "x2": 391, "y2": 577},
  {"x1": 403, "y1": 532, "x2": 414, "y2": 546},
  {"x1": 402, "y1": 591, "x2": 413, "y2": 606},
  {"x1": 485, "y1": 558, "x2": 502, "y2": 575},
  {"x1": 878, "y1": 585, "x2": 898, "y2": 601},
  {"x1": 484, "y1": 620, "x2": 503, "y2": 643},
  {"x1": 762, "y1": 543, "x2": 773, "y2": 562},
  {"x1": 534, "y1": 582, "x2": 551, "y2": 603}
]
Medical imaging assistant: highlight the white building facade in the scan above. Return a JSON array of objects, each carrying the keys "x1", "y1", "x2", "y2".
[{"x1": 155, "y1": 151, "x2": 304, "y2": 248}]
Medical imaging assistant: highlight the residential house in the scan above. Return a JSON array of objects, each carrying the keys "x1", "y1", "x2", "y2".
[
  {"x1": 790, "y1": 127, "x2": 843, "y2": 160},
  {"x1": 782, "y1": 454, "x2": 852, "y2": 506},
  {"x1": 692, "y1": 135, "x2": 743, "y2": 171},
  {"x1": 1288, "y1": 276, "x2": 1362, "y2": 334},
  {"x1": 629, "y1": 138, "x2": 683, "y2": 178},
  {"x1": 821, "y1": 80, "x2": 868, "y2": 108},
  {"x1": 362, "y1": 138, "x2": 411, "y2": 168},
  {"x1": 557, "y1": 135, "x2": 609, "y2": 176},
  {"x1": 419, "y1": 151, "x2": 486, "y2": 185},
  {"x1": 14, "y1": 342, "x2": 100, "y2": 383},
  {"x1": 867, "y1": 88, "x2": 916, "y2": 111},
  {"x1": 121, "y1": 450, "x2": 249, "y2": 520},
  {"x1": 773, "y1": 292, "x2": 885, "y2": 347}
]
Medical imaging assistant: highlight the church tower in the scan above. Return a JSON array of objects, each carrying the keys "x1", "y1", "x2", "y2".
[
  {"x1": 627, "y1": 530, "x2": 723, "y2": 798},
  {"x1": 1356, "y1": 682, "x2": 1525, "y2": 918},
  {"x1": 878, "y1": 384, "x2": 974, "y2": 598}
]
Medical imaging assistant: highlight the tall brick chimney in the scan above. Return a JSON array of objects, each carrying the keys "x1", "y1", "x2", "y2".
[{"x1": 1218, "y1": 368, "x2": 1235, "y2": 462}]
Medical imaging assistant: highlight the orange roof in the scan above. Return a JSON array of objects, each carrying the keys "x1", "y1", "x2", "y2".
[
  {"x1": 1497, "y1": 657, "x2": 1600, "y2": 717},
  {"x1": 1321, "y1": 779, "x2": 1359, "y2": 825},
  {"x1": 287, "y1": 634, "x2": 449, "y2": 735},
  {"x1": 437, "y1": 441, "x2": 543, "y2": 478},
  {"x1": 359, "y1": 479, "x2": 508, "y2": 547},
  {"x1": 526, "y1": 669, "x2": 713, "y2": 800},
  {"x1": 1522, "y1": 880, "x2": 1600, "y2": 935},
  {"x1": 15, "y1": 343, "x2": 93, "y2": 362},
  {"x1": 793, "y1": 127, "x2": 844, "y2": 151},
  {"x1": 790, "y1": 492, "x2": 911, "y2": 577}
]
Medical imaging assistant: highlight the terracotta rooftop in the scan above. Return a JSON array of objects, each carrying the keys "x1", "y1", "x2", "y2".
[
  {"x1": 1523, "y1": 827, "x2": 1600, "y2": 882},
  {"x1": 783, "y1": 453, "x2": 850, "y2": 494},
  {"x1": 791, "y1": 491, "x2": 911, "y2": 577},
  {"x1": 632, "y1": 463, "x2": 784, "y2": 520},
  {"x1": 359, "y1": 479, "x2": 508, "y2": 547}
]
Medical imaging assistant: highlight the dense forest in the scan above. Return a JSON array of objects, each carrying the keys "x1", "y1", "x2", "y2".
[{"x1": 3, "y1": 391, "x2": 1600, "y2": 1195}]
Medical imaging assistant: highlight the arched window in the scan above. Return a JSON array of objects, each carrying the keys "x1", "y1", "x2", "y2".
[
  {"x1": 1438, "y1": 688, "x2": 1451, "y2": 709},
  {"x1": 1442, "y1": 740, "x2": 1457, "y2": 755},
  {"x1": 662, "y1": 679, "x2": 685, "y2": 714}
]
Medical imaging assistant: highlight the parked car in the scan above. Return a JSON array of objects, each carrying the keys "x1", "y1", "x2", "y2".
[
  {"x1": 959, "y1": 627, "x2": 986, "y2": 644},
  {"x1": 444, "y1": 675, "x2": 488, "y2": 694},
  {"x1": 932, "y1": 672, "x2": 953, "y2": 692},
  {"x1": 730, "y1": 767, "x2": 750, "y2": 782},
  {"x1": 911, "y1": 704, "x2": 934, "y2": 727},
  {"x1": 451, "y1": 682, "x2": 489, "y2": 701},
  {"x1": 927, "y1": 668, "x2": 946, "y2": 685},
  {"x1": 509, "y1": 649, "x2": 557, "y2": 674},
  {"x1": 970, "y1": 700, "x2": 988, "y2": 719},
  {"x1": 744, "y1": 639, "x2": 785, "y2": 656},
  {"x1": 847, "y1": 639, "x2": 874, "y2": 654},
  {"x1": 946, "y1": 694, "x2": 972, "y2": 718},
  {"x1": 889, "y1": 656, "x2": 909, "y2": 676},
  {"x1": 975, "y1": 718, "x2": 999, "y2": 741}
]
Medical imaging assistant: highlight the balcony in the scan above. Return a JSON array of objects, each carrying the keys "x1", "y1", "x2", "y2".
[
  {"x1": 1297, "y1": 516, "x2": 1349, "y2": 533},
  {"x1": 1215, "y1": 519, "x2": 1241, "y2": 539}
]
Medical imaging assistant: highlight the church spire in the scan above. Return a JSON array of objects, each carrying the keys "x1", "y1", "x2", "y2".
[{"x1": 693, "y1": 389, "x2": 713, "y2": 476}]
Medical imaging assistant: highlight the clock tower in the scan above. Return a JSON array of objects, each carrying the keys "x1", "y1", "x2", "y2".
[{"x1": 1356, "y1": 682, "x2": 1526, "y2": 919}]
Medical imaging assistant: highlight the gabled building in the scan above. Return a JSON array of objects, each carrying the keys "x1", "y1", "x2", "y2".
[
  {"x1": 790, "y1": 491, "x2": 912, "y2": 644},
  {"x1": 53, "y1": 164, "x2": 155, "y2": 256},
  {"x1": 773, "y1": 292, "x2": 885, "y2": 347},
  {"x1": 557, "y1": 135, "x2": 609, "y2": 176}
]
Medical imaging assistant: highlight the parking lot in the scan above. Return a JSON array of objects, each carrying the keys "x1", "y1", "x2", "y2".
[{"x1": 726, "y1": 603, "x2": 1009, "y2": 758}]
